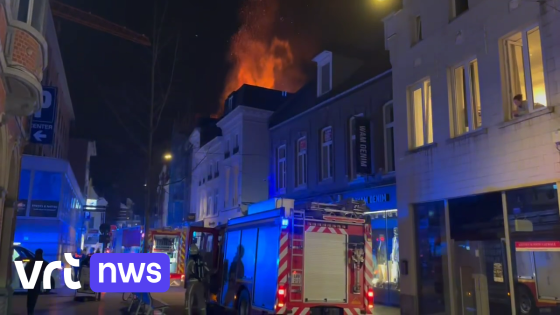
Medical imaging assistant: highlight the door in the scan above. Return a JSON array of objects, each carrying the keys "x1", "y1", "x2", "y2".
[{"x1": 184, "y1": 227, "x2": 219, "y2": 288}]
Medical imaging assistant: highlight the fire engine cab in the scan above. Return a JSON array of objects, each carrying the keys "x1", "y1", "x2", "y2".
[{"x1": 183, "y1": 198, "x2": 374, "y2": 315}]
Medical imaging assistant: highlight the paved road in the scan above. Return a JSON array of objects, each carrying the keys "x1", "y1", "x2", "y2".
[{"x1": 11, "y1": 286, "x2": 188, "y2": 315}]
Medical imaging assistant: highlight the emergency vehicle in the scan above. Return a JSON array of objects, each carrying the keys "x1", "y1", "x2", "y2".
[
  {"x1": 146, "y1": 228, "x2": 190, "y2": 286},
  {"x1": 183, "y1": 198, "x2": 375, "y2": 315}
]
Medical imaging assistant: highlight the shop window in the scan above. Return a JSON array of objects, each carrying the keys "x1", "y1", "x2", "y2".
[
  {"x1": 321, "y1": 126, "x2": 334, "y2": 180},
  {"x1": 415, "y1": 201, "x2": 450, "y2": 314},
  {"x1": 408, "y1": 79, "x2": 433, "y2": 148},
  {"x1": 506, "y1": 184, "x2": 560, "y2": 313},
  {"x1": 296, "y1": 137, "x2": 307, "y2": 187},
  {"x1": 369, "y1": 209, "x2": 400, "y2": 306},
  {"x1": 450, "y1": 59, "x2": 482, "y2": 136},
  {"x1": 448, "y1": 193, "x2": 511, "y2": 314},
  {"x1": 253, "y1": 226, "x2": 281, "y2": 310},
  {"x1": 221, "y1": 230, "x2": 241, "y2": 306},
  {"x1": 505, "y1": 26, "x2": 547, "y2": 119}
]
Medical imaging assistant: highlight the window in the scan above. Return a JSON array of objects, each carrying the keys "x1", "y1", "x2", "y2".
[
  {"x1": 321, "y1": 127, "x2": 334, "y2": 180},
  {"x1": 215, "y1": 161, "x2": 219, "y2": 177},
  {"x1": 277, "y1": 145, "x2": 286, "y2": 191},
  {"x1": 206, "y1": 196, "x2": 212, "y2": 216},
  {"x1": 415, "y1": 16, "x2": 423, "y2": 43},
  {"x1": 233, "y1": 165, "x2": 239, "y2": 206},
  {"x1": 224, "y1": 168, "x2": 230, "y2": 207},
  {"x1": 451, "y1": 0, "x2": 469, "y2": 18},
  {"x1": 383, "y1": 102, "x2": 395, "y2": 172},
  {"x1": 505, "y1": 26, "x2": 547, "y2": 119},
  {"x1": 451, "y1": 59, "x2": 482, "y2": 136},
  {"x1": 296, "y1": 137, "x2": 307, "y2": 187},
  {"x1": 409, "y1": 79, "x2": 433, "y2": 148},
  {"x1": 213, "y1": 191, "x2": 218, "y2": 215},
  {"x1": 16, "y1": 0, "x2": 46, "y2": 33}
]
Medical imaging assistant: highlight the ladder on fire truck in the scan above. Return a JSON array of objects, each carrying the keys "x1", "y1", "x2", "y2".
[{"x1": 289, "y1": 201, "x2": 366, "y2": 302}]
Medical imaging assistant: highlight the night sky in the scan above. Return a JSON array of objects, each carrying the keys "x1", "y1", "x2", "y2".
[{"x1": 57, "y1": 0, "x2": 396, "y2": 216}]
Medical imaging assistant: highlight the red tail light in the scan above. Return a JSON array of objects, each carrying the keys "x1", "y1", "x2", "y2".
[
  {"x1": 367, "y1": 287, "x2": 374, "y2": 309},
  {"x1": 277, "y1": 285, "x2": 286, "y2": 308}
]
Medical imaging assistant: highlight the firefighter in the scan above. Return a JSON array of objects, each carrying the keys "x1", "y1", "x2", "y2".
[{"x1": 185, "y1": 244, "x2": 209, "y2": 315}]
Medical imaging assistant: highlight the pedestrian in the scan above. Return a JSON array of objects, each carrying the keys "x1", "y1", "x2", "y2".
[
  {"x1": 24, "y1": 249, "x2": 47, "y2": 315},
  {"x1": 73, "y1": 248, "x2": 84, "y2": 281},
  {"x1": 185, "y1": 244, "x2": 209, "y2": 315}
]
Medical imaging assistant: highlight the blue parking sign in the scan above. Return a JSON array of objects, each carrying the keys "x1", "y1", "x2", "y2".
[{"x1": 30, "y1": 86, "x2": 58, "y2": 145}]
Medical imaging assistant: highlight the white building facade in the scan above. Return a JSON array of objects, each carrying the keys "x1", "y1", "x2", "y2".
[
  {"x1": 189, "y1": 85, "x2": 289, "y2": 227},
  {"x1": 384, "y1": 0, "x2": 560, "y2": 314}
]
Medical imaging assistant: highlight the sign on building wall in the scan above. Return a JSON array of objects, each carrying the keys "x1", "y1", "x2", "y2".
[
  {"x1": 30, "y1": 86, "x2": 58, "y2": 145},
  {"x1": 29, "y1": 200, "x2": 59, "y2": 217},
  {"x1": 353, "y1": 117, "x2": 371, "y2": 175}
]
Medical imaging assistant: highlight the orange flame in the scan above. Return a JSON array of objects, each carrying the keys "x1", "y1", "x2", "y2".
[{"x1": 216, "y1": 0, "x2": 306, "y2": 117}]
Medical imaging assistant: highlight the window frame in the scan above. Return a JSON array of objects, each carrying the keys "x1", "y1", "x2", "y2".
[
  {"x1": 277, "y1": 145, "x2": 287, "y2": 192},
  {"x1": 318, "y1": 62, "x2": 332, "y2": 96},
  {"x1": 383, "y1": 101, "x2": 395, "y2": 173},
  {"x1": 503, "y1": 25, "x2": 548, "y2": 120},
  {"x1": 320, "y1": 126, "x2": 334, "y2": 181},
  {"x1": 295, "y1": 137, "x2": 307, "y2": 188},
  {"x1": 450, "y1": 58, "x2": 482, "y2": 137},
  {"x1": 408, "y1": 78, "x2": 433, "y2": 149},
  {"x1": 450, "y1": 0, "x2": 469, "y2": 19},
  {"x1": 415, "y1": 16, "x2": 423, "y2": 43},
  {"x1": 14, "y1": 0, "x2": 46, "y2": 33}
]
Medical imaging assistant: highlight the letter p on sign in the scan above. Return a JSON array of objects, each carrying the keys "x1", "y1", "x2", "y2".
[{"x1": 34, "y1": 89, "x2": 53, "y2": 119}]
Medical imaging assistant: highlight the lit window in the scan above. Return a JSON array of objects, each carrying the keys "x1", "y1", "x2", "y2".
[
  {"x1": 451, "y1": 59, "x2": 482, "y2": 136},
  {"x1": 409, "y1": 79, "x2": 433, "y2": 148},
  {"x1": 296, "y1": 137, "x2": 307, "y2": 187},
  {"x1": 505, "y1": 26, "x2": 547, "y2": 119},
  {"x1": 277, "y1": 145, "x2": 286, "y2": 191},
  {"x1": 321, "y1": 127, "x2": 334, "y2": 180},
  {"x1": 383, "y1": 102, "x2": 395, "y2": 172}
]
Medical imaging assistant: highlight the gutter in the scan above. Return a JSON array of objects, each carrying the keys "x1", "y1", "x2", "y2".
[{"x1": 270, "y1": 69, "x2": 392, "y2": 130}]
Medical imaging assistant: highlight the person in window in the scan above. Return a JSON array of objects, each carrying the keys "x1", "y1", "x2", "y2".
[
  {"x1": 25, "y1": 249, "x2": 47, "y2": 315},
  {"x1": 224, "y1": 245, "x2": 245, "y2": 306}
]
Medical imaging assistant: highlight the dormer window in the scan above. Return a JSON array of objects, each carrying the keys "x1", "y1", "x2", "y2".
[{"x1": 313, "y1": 51, "x2": 333, "y2": 97}]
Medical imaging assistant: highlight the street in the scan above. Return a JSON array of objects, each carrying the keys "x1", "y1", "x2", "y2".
[{"x1": 11, "y1": 287, "x2": 187, "y2": 315}]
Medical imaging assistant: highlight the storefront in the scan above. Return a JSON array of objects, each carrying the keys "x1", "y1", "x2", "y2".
[
  {"x1": 412, "y1": 183, "x2": 560, "y2": 315},
  {"x1": 13, "y1": 155, "x2": 85, "y2": 264},
  {"x1": 343, "y1": 184, "x2": 400, "y2": 308}
]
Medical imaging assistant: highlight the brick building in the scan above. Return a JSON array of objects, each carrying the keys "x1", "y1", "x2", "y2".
[
  {"x1": 384, "y1": 0, "x2": 560, "y2": 313},
  {"x1": 0, "y1": 0, "x2": 49, "y2": 312}
]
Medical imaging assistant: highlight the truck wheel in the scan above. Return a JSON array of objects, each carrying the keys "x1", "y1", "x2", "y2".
[
  {"x1": 517, "y1": 285, "x2": 536, "y2": 315},
  {"x1": 237, "y1": 290, "x2": 251, "y2": 315}
]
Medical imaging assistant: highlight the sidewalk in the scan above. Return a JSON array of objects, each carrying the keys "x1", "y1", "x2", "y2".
[{"x1": 11, "y1": 287, "x2": 186, "y2": 315}]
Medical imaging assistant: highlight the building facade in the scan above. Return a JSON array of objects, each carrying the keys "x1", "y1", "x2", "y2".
[
  {"x1": 384, "y1": 0, "x2": 560, "y2": 313},
  {"x1": 0, "y1": 0, "x2": 49, "y2": 312},
  {"x1": 68, "y1": 139, "x2": 96, "y2": 197},
  {"x1": 189, "y1": 85, "x2": 290, "y2": 227},
  {"x1": 269, "y1": 50, "x2": 399, "y2": 308},
  {"x1": 166, "y1": 130, "x2": 190, "y2": 227}
]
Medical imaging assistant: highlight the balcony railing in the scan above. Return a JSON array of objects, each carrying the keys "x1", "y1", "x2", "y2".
[{"x1": 233, "y1": 146, "x2": 239, "y2": 154}]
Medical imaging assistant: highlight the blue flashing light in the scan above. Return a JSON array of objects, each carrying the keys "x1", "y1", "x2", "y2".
[{"x1": 281, "y1": 219, "x2": 289, "y2": 229}]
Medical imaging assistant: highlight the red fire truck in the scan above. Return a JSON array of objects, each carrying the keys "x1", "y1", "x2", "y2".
[{"x1": 183, "y1": 198, "x2": 374, "y2": 315}]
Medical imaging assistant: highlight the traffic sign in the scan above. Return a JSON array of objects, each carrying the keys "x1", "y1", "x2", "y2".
[{"x1": 30, "y1": 86, "x2": 58, "y2": 145}]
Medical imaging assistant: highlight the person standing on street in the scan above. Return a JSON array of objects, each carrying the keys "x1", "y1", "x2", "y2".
[
  {"x1": 24, "y1": 249, "x2": 47, "y2": 315},
  {"x1": 185, "y1": 244, "x2": 209, "y2": 315},
  {"x1": 73, "y1": 248, "x2": 84, "y2": 281}
]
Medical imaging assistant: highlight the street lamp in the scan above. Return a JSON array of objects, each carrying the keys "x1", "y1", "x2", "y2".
[{"x1": 163, "y1": 153, "x2": 172, "y2": 161}]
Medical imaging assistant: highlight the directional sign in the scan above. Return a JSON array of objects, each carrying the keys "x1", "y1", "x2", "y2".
[{"x1": 30, "y1": 86, "x2": 58, "y2": 145}]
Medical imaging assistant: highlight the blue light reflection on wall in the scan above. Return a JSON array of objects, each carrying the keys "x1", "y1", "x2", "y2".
[
  {"x1": 31, "y1": 171, "x2": 61, "y2": 201},
  {"x1": 253, "y1": 226, "x2": 280, "y2": 310}
]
